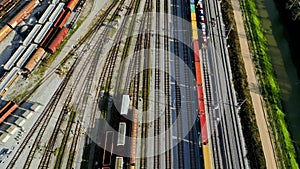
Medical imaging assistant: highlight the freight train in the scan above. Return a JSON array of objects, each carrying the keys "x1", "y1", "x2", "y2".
[
  {"x1": 0, "y1": 0, "x2": 39, "y2": 42},
  {"x1": 0, "y1": 0, "x2": 80, "y2": 97},
  {"x1": 189, "y1": 0, "x2": 212, "y2": 168},
  {"x1": 0, "y1": 100, "x2": 18, "y2": 124}
]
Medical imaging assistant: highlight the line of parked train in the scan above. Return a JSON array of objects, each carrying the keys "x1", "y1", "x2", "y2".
[
  {"x1": 190, "y1": 0, "x2": 212, "y2": 168},
  {"x1": 0, "y1": 0, "x2": 80, "y2": 97}
]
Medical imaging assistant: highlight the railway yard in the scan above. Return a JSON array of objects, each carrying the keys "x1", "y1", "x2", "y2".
[{"x1": 0, "y1": 0, "x2": 262, "y2": 168}]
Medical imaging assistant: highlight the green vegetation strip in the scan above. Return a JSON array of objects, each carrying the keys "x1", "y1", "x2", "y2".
[
  {"x1": 220, "y1": 0, "x2": 266, "y2": 168},
  {"x1": 239, "y1": 0, "x2": 298, "y2": 168}
]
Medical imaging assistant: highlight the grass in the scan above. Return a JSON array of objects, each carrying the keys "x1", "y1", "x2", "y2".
[
  {"x1": 239, "y1": 0, "x2": 299, "y2": 167},
  {"x1": 220, "y1": 0, "x2": 266, "y2": 168}
]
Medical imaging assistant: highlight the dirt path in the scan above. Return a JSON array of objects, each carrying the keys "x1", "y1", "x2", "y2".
[{"x1": 230, "y1": 0, "x2": 278, "y2": 168}]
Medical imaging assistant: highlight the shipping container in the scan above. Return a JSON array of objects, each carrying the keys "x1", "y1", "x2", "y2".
[
  {"x1": 38, "y1": 4, "x2": 55, "y2": 24},
  {"x1": 117, "y1": 122, "x2": 126, "y2": 146},
  {"x1": 16, "y1": 44, "x2": 37, "y2": 68},
  {"x1": 192, "y1": 29, "x2": 198, "y2": 41},
  {"x1": 115, "y1": 157, "x2": 124, "y2": 169},
  {"x1": 24, "y1": 47, "x2": 45, "y2": 72},
  {"x1": 195, "y1": 62, "x2": 202, "y2": 84},
  {"x1": 53, "y1": 9, "x2": 71, "y2": 28},
  {"x1": 191, "y1": 12, "x2": 196, "y2": 21},
  {"x1": 121, "y1": 95, "x2": 130, "y2": 115},
  {"x1": 190, "y1": 4, "x2": 195, "y2": 13},
  {"x1": 103, "y1": 131, "x2": 114, "y2": 166},
  {"x1": 8, "y1": 0, "x2": 39, "y2": 28},
  {"x1": 200, "y1": 114, "x2": 208, "y2": 144},
  {"x1": 34, "y1": 21, "x2": 53, "y2": 44},
  {"x1": 0, "y1": 67, "x2": 20, "y2": 96},
  {"x1": 0, "y1": 101, "x2": 18, "y2": 124},
  {"x1": 23, "y1": 24, "x2": 42, "y2": 46},
  {"x1": 48, "y1": 2, "x2": 65, "y2": 22},
  {"x1": 66, "y1": 0, "x2": 79, "y2": 12},
  {"x1": 192, "y1": 21, "x2": 197, "y2": 31},
  {"x1": 47, "y1": 27, "x2": 68, "y2": 53},
  {"x1": 4, "y1": 45, "x2": 27, "y2": 71},
  {"x1": 0, "y1": 25, "x2": 13, "y2": 42},
  {"x1": 202, "y1": 145, "x2": 212, "y2": 169},
  {"x1": 198, "y1": 87, "x2": 205, "y2": 113},
  {"x1": 193, "y1": 41, "x2": 200, "y2": 62}
]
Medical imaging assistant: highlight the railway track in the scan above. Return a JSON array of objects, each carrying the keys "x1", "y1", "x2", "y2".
[
  {"x1": 171, "y1": 0, "x2": 185, "y2": 168},
  {"x1": 181, "y1": 1, "x2": 197, "y2": 168},
  {"x1": 153, "y1": 0, "x2": 162, "y2": 168},
  {"x1": 39, "y1": 0, "x2": 129, "y2": 166},
  {"x1": 163, "y1": 0, "x2": 172, "y2": 168},
  {"x1": 7, "y1": 1, "x2": 122, "y2": 168},
  {"x1": 204, "y1": 0, "x2": 248, "y2": 167}
]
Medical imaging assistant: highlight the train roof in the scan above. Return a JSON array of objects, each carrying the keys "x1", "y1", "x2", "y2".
[
  {"x1": 34, "y1": 21, "x2": 53, "y2": 44},
  {"x1": 48, "y1": 2, "x2": 65, "y2": 23},
  {"x1": 4, "y1": 46, "x2": 27, "y2": 71},
  {"x1": 16, "y1": 44, "x2": 37, "y2": 68},
  {"x1": 23, "y1": 24, "x2": 42, "y2": 46},
  {"x1": 38, "y1": 4, "x2": 55, "y2": 24},
  {"x1": 0, "y1": 67, "x2": 20, "y2": 92},
  {"x1": 121, "y1": 95, "x2": 130, "y2": 115}
]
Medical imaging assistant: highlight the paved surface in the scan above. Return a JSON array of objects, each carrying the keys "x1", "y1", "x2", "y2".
[{"x1": 230, "y1": 0, "x2": 278, "y2": 168}]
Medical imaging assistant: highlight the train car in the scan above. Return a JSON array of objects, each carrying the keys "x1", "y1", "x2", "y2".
[
  {"x1": 117, "y1": 122, "x2": 126, "y2": 146},
  {"x1": 121, "y1": 95, "x2": 130, "y2": 115},
  {"x1": 193, "y1": 41, "x2": 200, "y2": 62},
  {"x1": 53, "y1": 9, "x2": 71, "y2": 28},
  {"x1": 115, "y1": 157, "x2": 124, "y2": 169},
  {"x1": 102, "y1": 131, "x2": 114, "y2": 166},
  {"x1": 0, "y1": 0, "x2": 12, "y2": 9},
  {"x1": 40, "y1": 27, "x2": 60, "y2": 48},
  {"x1": 0, "y1": 67, "x2": 20, "y2": 96},
  {"x1": 200, "y1": 110, "x2": 208, "y2": 144},
  {"x1": 16, "y1": 44, "x2": 37, "y2": 68},
  {"x1": 38, "y1": 4, "x2": 55, "y2": 24},
  {"x1": 0, "y1": 25, "x2": 13, "y2": 42},
  {"x1": 46, "y1": 26, "x2": 69, "y2": 53},
  {"x1": 4, "y1": 45, "x2": 27, "y2": 71},
  {"x1": 24, "y1": 47, "x2": 45, "y2": 72},
  {"x1": 23, "y1": 24, "x2": 42, "y2": 46},
  {"x1": 0, "y1": 101, "x2": 18, "y2": 124},
  {"x1": 202, "y1": 144, "x2": 212, "y2": 169},
  {"x1": 34, "y1": 21, "x2": 53, "y2": 44},
  {"x1": 8, "y1": 0, "x2": 39, "y2": 28},
  {"x1": 66, "y1": 0, "x2": 79, "y2": 12},
  {"x1": 52, "y1": 0, "x2": 60, "y2": 5},
  {"x1": 48, "y1": 2, "x2": 65, "y2": 23}
]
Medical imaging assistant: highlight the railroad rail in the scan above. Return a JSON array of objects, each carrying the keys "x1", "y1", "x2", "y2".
[
  {"x1": 163, "y1": 0, "x2": 172, "y2": 168},
  {"x1": 7, "y1": 1, "x2": 121, "y2": 168}
]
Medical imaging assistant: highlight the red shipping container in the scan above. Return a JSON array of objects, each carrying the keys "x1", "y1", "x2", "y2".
[
  {"x1": 193, "y1": 41, "x2": 200, "y2": 62},
  {"x1": 47, "y1": 27, "x2": 69, "y2": 53},
  {"x1": 195, "y1": 62, "x2": 202, "y2": 85},
  {"x1": 200, "y1": 114, "x2": 208, "y2": 144}
]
